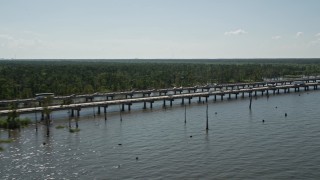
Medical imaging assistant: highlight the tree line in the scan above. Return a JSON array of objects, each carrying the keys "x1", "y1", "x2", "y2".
[{"x1": 1, "y1": 59, "x2": 320, "y2": 99}]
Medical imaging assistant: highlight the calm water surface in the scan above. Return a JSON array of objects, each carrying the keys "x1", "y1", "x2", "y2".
[{"x1": 1, "y1": 90, "x2": 320, "y2": 179}]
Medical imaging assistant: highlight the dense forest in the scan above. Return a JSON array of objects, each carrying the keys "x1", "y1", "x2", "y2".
[{"x1": 1, "y1": 59, "x2": 320, "y2": 100}]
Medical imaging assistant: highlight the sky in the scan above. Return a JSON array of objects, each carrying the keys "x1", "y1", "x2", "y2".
[{"x1": 0, "y1": 0, "x2": 320, "y2": 59}]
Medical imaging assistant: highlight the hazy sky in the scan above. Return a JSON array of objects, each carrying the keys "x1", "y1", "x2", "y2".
[{"x1": 1, "y1": 0, "x2": 320, "y2": 59}]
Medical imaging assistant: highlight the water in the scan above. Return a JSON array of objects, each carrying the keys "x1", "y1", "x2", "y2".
[{"x1": 1, "y1": 90, "x2": 320, "y2": 179}]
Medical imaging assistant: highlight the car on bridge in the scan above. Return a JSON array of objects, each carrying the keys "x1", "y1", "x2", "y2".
[{"x1": 35, "y1": 93, "x2": 54, "y2": 100}]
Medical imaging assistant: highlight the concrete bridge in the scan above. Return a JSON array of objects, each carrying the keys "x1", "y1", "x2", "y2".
[
  {"x1": 0, "y1": 80, "x2": 319, "y2": 118},
  {"x1": 1, "y1": 77, "x2": 319, "y2": 107}
]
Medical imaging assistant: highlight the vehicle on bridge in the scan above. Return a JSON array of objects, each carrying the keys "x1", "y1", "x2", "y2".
[
  {"x1": 35, "y1": 93, "x2": 54, "y2": 100},
  {"x1": 293, "y1": 81, "x2": 305, "y2": 85}
]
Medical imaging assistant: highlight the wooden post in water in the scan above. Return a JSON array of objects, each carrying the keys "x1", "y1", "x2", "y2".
[
  {"x1": 75, "y1": 107, "x2": 80, "y2": 129},
  {"x1": 68, "y1": 110, "x2": 71, "y2": 129},
  {"x1": 104, "y1": 106, "x2": 107, "y2": 121},
  {"x1": 34, "y1": 108, "x2": 38, "y2": 132},
  {"x1": 206, "y1": 104, "x2": 209, "y2": 131},
  {"x1": 46, "y1": 111, "x2": 50, "y2": 137},
  {"x1": 249, "y1": 92, "x2": 253, "y2": 109},
  {"x1": 93, "y1": 106, "x2": 96, "y2": 118},
  {"x1": 184, "y1": 105, "x2": 187, "y2": 124},
  {"x1": 119, "y1": 105, "x2": 123, "y2": 121}
]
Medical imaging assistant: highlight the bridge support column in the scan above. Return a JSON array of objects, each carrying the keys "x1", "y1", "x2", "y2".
[
  {"x1": 150, "y1": 101, "x2": 154, "y2": 109},
  {"x1": 71, "y1": 109, "x2": 75, "y2": 117},
  {"x1": 221, "y1": 95, "x2": 224, "y2": 101},
  {"x1": 198, "y1": 97, "x2": 201, "y2": 103},
  {"x1": 97, "y1": 106, "x2": 101, "y2": 115},
  {"x1": 277, "y1": 89, "x2": 280, "y2": 94},
  {"x1": 41, "y1": 112, "x2": 45, "y2": 121},
  {"x1": 188, "y1": 97, "x2": 192, "y2": 104},
  {"x1": 254, "y1": 91, "x2": 257, "y2": 97},
  {"x1": 170, "y1": 99, "x2": 174, "y2": 107},
  {"x1": 45, "y1": 113, "x2": 50, "y2": 122},
  {"x1": 181, "y1": 98, "x2": 184, "y2": 105},
  {"x1": 228, "y1": 94, "x2": 231, "y2": 99},
  {"x1": 163, "y1": 99, "x2": 166, "y2": 107},
  {"x1": 128, "y1": 103, "x2": 132, "y2": 111},
  {"x1": 242, "y1": 92, "x2": 245, "y2": 98},
  {"x1": 214, "y1": 95, "x2": 217, "y2": 101},
  {"x1": 235, "y1": 94, "x2": 238, "y2": 99},
  {"x1": 122, "y1": 104, "x2": 125, "y2": 111},
  {"x1": 143, "y1": 102, "x2": 147, "y2": 109}
]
